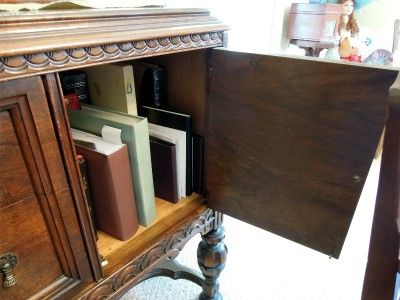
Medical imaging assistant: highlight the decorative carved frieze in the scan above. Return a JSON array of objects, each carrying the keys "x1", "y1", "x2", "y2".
[
  {"x1": 81, "y1": 209, "x2": 216, "y2": 299},
  {"x1": 0, "y1": 32, "x2": 223, "y2": 82}
]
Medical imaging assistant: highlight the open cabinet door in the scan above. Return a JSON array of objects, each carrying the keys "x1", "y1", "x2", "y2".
[{"x1": 206, "y1": 49, "x2": 398, "y2": 258}]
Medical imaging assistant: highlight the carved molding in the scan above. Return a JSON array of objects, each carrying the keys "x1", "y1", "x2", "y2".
[
  {"x1": 81, "y1": 209, "x2": 216, "y2": 299},
  {"x1": 0, "y1": 32, "x2": 223, "y2": 81}
]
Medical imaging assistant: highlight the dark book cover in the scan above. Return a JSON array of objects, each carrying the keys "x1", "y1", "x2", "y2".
[
  {"x1": 192, "y1": 134, "x2": 204, "y2": 195},
  {"x1": 75, "y1": 143, "x2": 139, "y2": 241},
  {"x1": 150, "y1": 137, "x2": 179, "y2": 203},
  {"x1": 141, "y1": 105, "x2": 192, "y2": 196},
  {"x1": 60, "y1": 70, "x2": 90, "y2": 104},
  {"x1": 131, "y1": 61, "x2": 168, "y2": 110},
  {"x1": 77, "y1": 154, "x2": 98, "y2": 240}
]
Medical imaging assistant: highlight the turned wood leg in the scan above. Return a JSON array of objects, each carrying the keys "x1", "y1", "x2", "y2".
[{"x1": 197, "y1": 226, "x2": 227, "y2": 300}]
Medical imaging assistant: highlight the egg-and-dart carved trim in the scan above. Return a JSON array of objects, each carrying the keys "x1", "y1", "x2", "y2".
[{"x1": 0, "y1": 32, "x2": 223, "y2": 81}]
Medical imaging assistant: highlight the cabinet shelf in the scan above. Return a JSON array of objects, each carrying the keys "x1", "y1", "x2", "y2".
[{"x1": 96, "y1": 194, "x2": 206, "y2": 275}]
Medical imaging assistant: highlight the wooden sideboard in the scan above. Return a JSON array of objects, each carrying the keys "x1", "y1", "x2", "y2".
[{"x1": 0, "y1": 7, "x2": 399, "y2": 300}]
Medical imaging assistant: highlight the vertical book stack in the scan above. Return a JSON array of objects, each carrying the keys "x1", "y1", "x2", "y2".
[{"x1": 62, "y1": 60, "x2": 205, "y2": 240}]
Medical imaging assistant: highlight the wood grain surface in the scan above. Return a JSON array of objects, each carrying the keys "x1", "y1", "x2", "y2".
[
  {"x1": 44, "y1": 73, "x2": 103, "y2": 281},
  {"x1": 206, "y1": 49, "x2": 398, "y2": 258},
  {"x1": 97, "y1": 195, "x2": 204, "y2": 271},
  {"x1": 0, "y1": 77, "x2": 85, "y2": 298},
  {"x1": 146, "y1": 50, "x2": 208, "y2": 135},
  {"x1": 362, "y1": 74, "x2": 400, "y2": 300}
]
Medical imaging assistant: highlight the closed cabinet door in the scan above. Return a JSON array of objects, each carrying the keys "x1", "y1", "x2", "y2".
[
  {"x1": 0, "y1": 77, "x2": 93, "y2": 299},
  {"x1": 206, "y1": 49, "x2": 398, "y2": 258}
]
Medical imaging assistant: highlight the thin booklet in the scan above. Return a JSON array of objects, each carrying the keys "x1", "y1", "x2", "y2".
[
  {"x1": 149, "y1": 124, "x2": 186, "y2": 199},
  {"x1": 150, "y1": 136, "x2": 179, "y2": 203},
  {"x1": 140, "y1": 105, "x2": 192, "y2": 196}
]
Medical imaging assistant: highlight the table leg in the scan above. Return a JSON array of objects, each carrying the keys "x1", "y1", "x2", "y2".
[{"x1": 197, "y1": 224, "x2": 227, "y2": 300}]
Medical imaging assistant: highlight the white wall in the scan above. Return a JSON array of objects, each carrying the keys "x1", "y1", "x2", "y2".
[
  {"x1": 164, "y1": 0, "x2": 308, "y2": 54},
  {"x1": 164, "y1": 0, "x2": 399, "y2": 56},
  {"x1": 19, "y1": 0, "x2": 394, "y2": 55},
  {"x1": 356, "y1": 0, "x2": 400, "y2": 52}
]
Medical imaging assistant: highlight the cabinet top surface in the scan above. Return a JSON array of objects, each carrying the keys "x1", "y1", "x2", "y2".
[
  {"x1": 0, "y1": 7, "x2": 211, "y2": 23},
  {"x1": 0, "y1": 7, "x2": 228, "y2": 81},
  {"x1": 0, "y1": 8, "x2": 227, "y2": 57}
]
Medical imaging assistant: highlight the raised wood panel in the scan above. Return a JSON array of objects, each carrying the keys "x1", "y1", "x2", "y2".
[
  {"x1": 44, "y1": 73, "x2": 103, "y2": 281},
  {"x1": 207, "y1": 49, "x2": 398, "y2": 258},
  {"x1": 1, "y1": 195, "x2": 65, "y2": 298},
  {"x1": 0, "y1": 111, "x2": 35, "y2": 208},
  {"x1": 0, "y1": 97, "x2": 67, "y2": 298},
  {"x1": 0, "y1": 77, "x2": 93, "y2": 298}
]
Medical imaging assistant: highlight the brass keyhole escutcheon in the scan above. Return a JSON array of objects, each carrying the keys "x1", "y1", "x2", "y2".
[{"x1": 0, "y1": 253, "x2": 18, "y2": 288}]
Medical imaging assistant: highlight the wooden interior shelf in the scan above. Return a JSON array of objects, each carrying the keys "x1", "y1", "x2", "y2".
[{"x1": 96, "y1": 194, "x2": 206, "y2": 275}]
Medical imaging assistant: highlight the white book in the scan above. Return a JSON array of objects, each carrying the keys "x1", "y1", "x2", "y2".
[
  {"x1": 148, "y1": 123, "x2": 186, "y2": 197},
  {"x1": 70, "y1": 128, "x2": 123, "y2": 155}
]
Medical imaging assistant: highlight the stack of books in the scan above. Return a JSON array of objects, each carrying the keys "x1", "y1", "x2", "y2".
[
  {"x1": 68, "y1": 106, "x2": 156, "y2": 227},
  {"x1": 61, "y1": 61, "x2": 204, "y2": 239},
  {"x1": 72, "y1": 128, "x2": 139, "y2": 241}
]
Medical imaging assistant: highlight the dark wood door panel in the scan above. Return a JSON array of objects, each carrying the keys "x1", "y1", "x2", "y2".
[
  {"x1": 0, "y1": 77, "x2": 93, "y2": 298},
  {"x1": 206, "y1": 49, "x2": 398, "y2": 258}
]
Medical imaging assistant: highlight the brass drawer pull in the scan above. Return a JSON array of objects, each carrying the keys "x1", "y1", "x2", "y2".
[{"x1": 0, "y1": 253, "x2": 18, "y2": 288}]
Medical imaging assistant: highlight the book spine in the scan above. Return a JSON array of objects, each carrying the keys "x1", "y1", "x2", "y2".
[
  {"x1": 186, "y1": 124, "x2": 192, "y2": 196},
  {"x1": 77, "y1": 154, "x2": 98, "y2": 240},
  {"x1": 60, "y1": 71, "x2": 90, "y2": 103},
  {"x1": 141, "y1": 68, "x2": 168, "y2": 109},
  {"x1": 152, "y1": 68, "x2": 168, "y2": 108}
]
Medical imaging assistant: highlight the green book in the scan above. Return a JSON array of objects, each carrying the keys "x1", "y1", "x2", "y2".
[{"x1": 68, "y1": 106, "x2": 156, "y2": 226}]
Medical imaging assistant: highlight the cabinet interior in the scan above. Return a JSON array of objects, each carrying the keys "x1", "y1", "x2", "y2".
[
  {"x1": 59, "y1": 49, "x2": 208, "y2": 274},
  {"x1": 98, "y1": 195, "x2": 204, "y2": 274}
]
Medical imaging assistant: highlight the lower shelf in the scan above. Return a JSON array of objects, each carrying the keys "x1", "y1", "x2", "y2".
[
  {"x1": 96, "y1": 193, "x2": 207, "y2": 275},
  {"x1": 69, "y1": 194, "x2": 217, "y2": 299}
]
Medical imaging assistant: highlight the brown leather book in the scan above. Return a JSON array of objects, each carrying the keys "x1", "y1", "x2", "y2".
[
  {"x1": 150, "y1": 137, "x2": 179, "y2": 203},
  {"x1": 75, "y1": 143, "x2": 139, "y2": 241}
]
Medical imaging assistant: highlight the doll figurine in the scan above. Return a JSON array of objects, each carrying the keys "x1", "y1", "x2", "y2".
[{"x1": 337, "y1": 0, "x2": 362, "y2": 62}]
